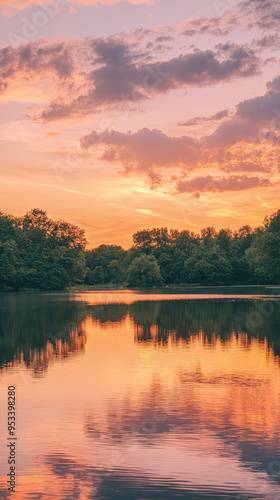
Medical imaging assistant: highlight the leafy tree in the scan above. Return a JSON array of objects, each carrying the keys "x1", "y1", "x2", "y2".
[
  {"x1": 245, "y1": 211, "x2": 280, "y2": 283},
  {"x1": 201, "y1": 226, "x2": 217, "y2": 242},
  {"x1": 158, "y1": 247, "x2": 188, "y2": 284},
  {"x1": 108, "y1": 260, "x2": 125, "y2": 285},
  {"x1": 86, "y1": 245, "x2": 124, "y2": 283},
  {"x1": 2, "y1": 208, "x2": 280, "y2": 291},
  {"x1": 85, "y1": 266, "x2": 104, "y2": 285},
  {"x1": 172, "y1": 229, "x2": 198, "y2": 252},
  {"x1": 127, "y1": 255, "x2": 163, "y2": 287},
  {"x1": 0, "y1": 239, "x2": 24, "y2": 291},
  {"x1": 185, "y1": 246, "x2": 233, "y2": 285},
  {"x1": 133, "y1": 228, "x2": 171, "y2": 255},
  {"x1": 0, "y1": 209, "x2": 87, "y2": 291},
  {"x1": 215, "y1": 229, "x2": 233, "y2": 253},
  {"x1": 0, "y1": 213, "x2": 15, "y2": 243}
]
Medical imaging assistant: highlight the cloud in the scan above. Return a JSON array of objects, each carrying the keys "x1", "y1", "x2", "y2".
[
  {"x1": 222, "y1": 162, "x2": 269, "y2": 173},
  {"x1": 80, "y1": 73, "x2": 280, "y2": 191},
  {"x1": 178, "y1": 109, "x2": 229, "y2": 127},
  {"x1": 81, "y1": 127, "x2": 199, "y2": 175},
  {"x1": 241, "y1": 0, "x2": 280, "y2": 30},
  {"x1": 206, "y1": 74, "x2": 280, "y2": 149},
  {"x1": 40, "y1": 39, "x2": 260, "y2": 121},
  {"x1": 0, "y1": 37, "x2": 258, "y2": 121},
  {"x1": 176, "y1": 175, "x2": 271, "y2": 194},
  {"x1": 0, "y1": 41, "x2": 74, "y2": 94},
  {"x1": 0, "y1": 0, "x2": 152, "y2": 15},
  {"x1": 181, "y1": 12, "x2": 242, "y2": 38},
  {"x1": 80, "y1": 125, "x2": 278, "y2": 191},
  {"x1": 256, "y1": 34, "x2": 280, "y2": 49}
]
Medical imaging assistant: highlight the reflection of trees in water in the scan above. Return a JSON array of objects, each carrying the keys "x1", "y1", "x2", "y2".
[
  {"x1": 90, "y1": 299, "x2": 280, "y2": 355},
  {"x1": 133, "y1": 299, "x2": 280, "y2": 356},
  {"x1": 5, "y1": 327, "x2": 87, "y2": 376},
  {"x1": 0, "y1": 295, "x2": 88, "y2": 374},
  {"x1": 130, "y1": 300, "x2": 280, "y2": 345},
  {"x1": 2, "y1": 297, "x2": 280, "y2": 372},
  {"x1": 90, "y1": 303, "x2": 128, "y2": 325}
]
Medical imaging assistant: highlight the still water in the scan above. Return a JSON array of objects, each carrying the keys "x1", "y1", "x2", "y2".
[{"x1": 1, "y1": 290, "x2": 280, "y2": 499}]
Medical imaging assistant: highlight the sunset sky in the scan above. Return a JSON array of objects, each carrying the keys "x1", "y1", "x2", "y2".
[{"x1": 0, "y1": 0, "x2": 280, "y2": 247}]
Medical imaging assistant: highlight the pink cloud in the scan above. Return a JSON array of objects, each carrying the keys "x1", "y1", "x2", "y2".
[
  {"x1": 79, "y1": 70, "x2": 280, "y2": 190},
  {"x1": 40, "y1": 40, "x2": 260, "y2": 121},
  {"x1": 0, "y1": 38, "x2": 259, "y2": 122}
]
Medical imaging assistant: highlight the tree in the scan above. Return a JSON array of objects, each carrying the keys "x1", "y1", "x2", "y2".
[
  {"x1": 0, "y1": 213, "x2": 15, "y2": 243},
  {"x1": 201, "y1": 227, "x2": 217, "y2": 242},
  {"x1": 86, "y1": 245, "x2": 125, "y2": 283},
  {"x1": 3, "y1": 208, "x2": 280, "y2": 291},
  {"x1": 108, "y1": 260, "x2": 124, "y2": 285},
  {"x1": 0, "y1": 239, "x2": 24, "y2": 291},
  {"x1": 215, "y1": 229, "x2": 233, "y2": 253},
  {"x1": 158, "y1": 247, "x2": 188, "y2": 284},
  {"x1": 133, "y1": 228, "x2": 171, "y2": 255},
  {"x1": 127, "y1": 255, "x2": 163, "y2": 287},
  {"x1": 245, "y1": 211, "x2": 280, "y2": 283},
  {"x1": 185, "y1": 246, "x2": 233, "y2": 285},
  {"x1": 0, "y1": 209, "x2": 87, "y2": 291},
  {"x1": 85, "y1": 266, "x2": 104, "y2": 285}
]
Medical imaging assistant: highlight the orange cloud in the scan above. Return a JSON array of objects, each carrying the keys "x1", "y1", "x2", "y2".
[{"x1": 0, "y1": 0, "x2": 153, "y2": 12}]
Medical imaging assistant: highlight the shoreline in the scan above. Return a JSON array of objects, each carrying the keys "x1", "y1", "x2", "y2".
[{"x1": 1, "y1": 284, "x2": 280, "y2": 296}]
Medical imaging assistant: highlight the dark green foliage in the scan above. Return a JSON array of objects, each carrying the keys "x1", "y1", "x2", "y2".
[
  {"x1": 245, "y1": 210, "x2": 280, "y2": 283},
  {"x1": 85, "y1": 266, "x2": 104, "y2": 285},
  {"x1": 85, "y1": 245, "x2": 125, "y2": 284},
  {"x1": 1, "y1": 208, "x2": 280, "y2": 290},
  {"x1": 185, "y1": 246, "x2": 234, "y2": 285},
  {"x1": 127, "y1": 254, "x2": 163, "y2": 287},
  {"x1": 0, "y1": 239, "x2": 24, "y2": 291},
  {"x1": 0, "y1": 209, "x2": 87, "y2": 291},
  {"x1": 133, "y1": 228, "x2": 171, "y2": 255},
  {"x1": 108, "y1": 260, "x2": 125, "y2": 285}
]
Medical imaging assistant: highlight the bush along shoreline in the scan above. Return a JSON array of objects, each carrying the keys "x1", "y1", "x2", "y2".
[{"x1": 1, "y1": 208, "x2": 280, "y2": 291}]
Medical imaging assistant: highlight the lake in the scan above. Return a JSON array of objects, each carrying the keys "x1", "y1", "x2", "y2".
[{"x1": 1, "y1": 289, "x2": 280, "y2": 499}]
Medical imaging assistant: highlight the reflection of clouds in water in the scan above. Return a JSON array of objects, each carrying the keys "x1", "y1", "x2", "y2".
[
  {"x1": 1, "y1": 295, "x2": 280, "y2": 499},
  {"x1": 80, "y1": 336, "x2": 280, "y2": 491},
  {"x1": 40, "y1": 448, "x2": 280, "y2": 500}
]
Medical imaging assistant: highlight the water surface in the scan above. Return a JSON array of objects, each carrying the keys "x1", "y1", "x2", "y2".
[{"x1": 1, "y1": 291, "x2": 280, "y2": 499}]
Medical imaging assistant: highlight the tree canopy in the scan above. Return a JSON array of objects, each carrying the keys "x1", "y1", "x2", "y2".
[
  {"x1": 0, "y1": 209, "x2": 87, "y2": 291},
  {"x1": 1, "y1": 208, "x2": 280, "y2": 290}
]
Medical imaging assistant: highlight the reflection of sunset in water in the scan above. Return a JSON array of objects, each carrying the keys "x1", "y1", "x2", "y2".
[
  {"x1": 1, "y1": 326, "x2": 87, "y2": 376},
  {"x1": 1, "y1": 293, "x2": 280, "y2": 499}
]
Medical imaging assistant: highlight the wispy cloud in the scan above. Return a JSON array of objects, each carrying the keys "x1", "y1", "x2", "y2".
[
  {"x1": 33, "y1": 184, "x2": 90, "y2": 196},
  {"x1": 0, "y1": 0, "x2": 153, "y2": 15}
]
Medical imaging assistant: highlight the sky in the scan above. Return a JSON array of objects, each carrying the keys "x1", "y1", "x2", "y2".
[{"x1": 0, "y1": 0, "x2": 280, "y2": 248}]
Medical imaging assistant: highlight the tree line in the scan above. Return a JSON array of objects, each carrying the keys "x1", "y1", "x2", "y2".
[{"x1": 1, "y1": 208, "x2": 280, "y2": 291}]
